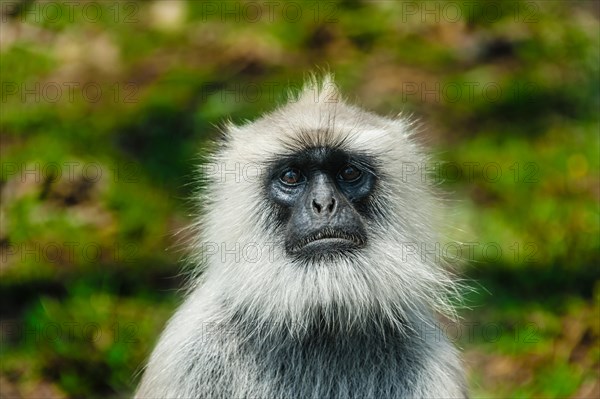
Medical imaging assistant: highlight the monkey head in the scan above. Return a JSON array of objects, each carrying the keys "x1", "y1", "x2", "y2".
[{"x1": 195, "y1": 75, "x2": 455, "y2": 334}]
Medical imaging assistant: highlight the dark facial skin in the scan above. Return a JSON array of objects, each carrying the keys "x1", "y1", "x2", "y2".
[{"x1": 267, "y1": 147, "x2": 377, "y2": 261}]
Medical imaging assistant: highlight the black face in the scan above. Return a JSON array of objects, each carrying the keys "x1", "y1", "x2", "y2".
[{"x1": 267, "y1": 147, "x2": 377, "y2": 262}]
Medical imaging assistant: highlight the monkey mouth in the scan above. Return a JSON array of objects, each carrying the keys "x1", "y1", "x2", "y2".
[{"x1": 288, "y1": 227, "x2": 366, "y2": 256}]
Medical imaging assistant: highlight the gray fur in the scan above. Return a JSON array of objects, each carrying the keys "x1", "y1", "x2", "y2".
[{"x1": 135, "y1": 76, "x2": 467, "y2": 398}]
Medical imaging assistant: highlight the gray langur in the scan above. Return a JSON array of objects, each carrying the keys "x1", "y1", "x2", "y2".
[{"x1": 135, "y1": 76, "x2": 467, "y2": 398}]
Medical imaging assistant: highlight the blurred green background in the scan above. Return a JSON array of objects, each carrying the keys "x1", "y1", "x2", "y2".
[{"x1": 1, "y1": 0, "x2": 598, "y2": 397}]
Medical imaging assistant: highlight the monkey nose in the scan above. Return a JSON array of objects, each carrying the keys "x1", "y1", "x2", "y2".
[{"x1": 312, "y1": 197, "x2": 336, "y2": 215}]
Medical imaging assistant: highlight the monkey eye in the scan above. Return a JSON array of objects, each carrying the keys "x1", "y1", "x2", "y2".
[
  {"x1": 280, "y1": 168, "x2": 305, "y2": 185},
  {"x1": 338, "y1": 164, "x2": 362, "y2": 182}
]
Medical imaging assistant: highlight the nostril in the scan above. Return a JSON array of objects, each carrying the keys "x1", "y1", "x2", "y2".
[
  {"x1": 312, "y1": 199, "x2": 322, "y2": 213},
  {"x1": 328, "y1": 198, "x2": 336, "y2": 212}
]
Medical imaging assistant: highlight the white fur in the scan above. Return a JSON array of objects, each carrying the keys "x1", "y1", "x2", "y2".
[{"x1": 135, "y1": 76, "x2": 467, "y2": 398}]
